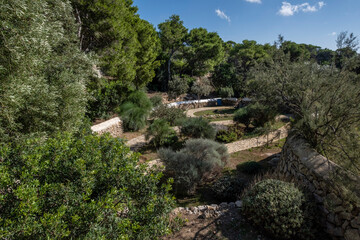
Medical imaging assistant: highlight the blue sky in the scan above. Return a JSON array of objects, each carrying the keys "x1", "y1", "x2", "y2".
[{"x1": 133, "y1": 0, "x2": 360, "y2": 50}]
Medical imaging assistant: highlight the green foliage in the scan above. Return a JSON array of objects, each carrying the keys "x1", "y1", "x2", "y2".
[
  {"x1": 150, "y1": 105, "x2": 186, "y2": 126},
  {"x1": 191, "y1": 77, "x2": 213, "y2": 100},
  {"x1": 146, "y1": 119, "x2": 178, "y2": 148},
  {"x1": 158, "y1": 15, "x2": 188, "y2": 90},
  {"x1": 168, "y1": 75, "x2": 189, "y2": 99},
  {"x1": 159, "y1": 139, "x2": 228, "y2": 195},
  {"x1": 0, "y1": 0, "x2": 92, "y2": 142},
  {"x1": 117, "y1": 91, "x2": 153, "y2": 131},
  {"x1": 216, "y1": 124, "x2": 244, "y2": 143},
  {"x1": 218, "y1": 87, "x2": 234, "y2": 98},
  {"x1": 251, "y1": 54, "x2": 360, "y2": 173},
  {"x1": 184, "y1": 28, "x2": 224, "y2": 76},
  {"x1": 242, "y1": 179, "x2": 316, "y2": 240},
  {"x1": 234, "y1": 107, "x2": 251, "y2": 128},
  {"x1": 150, "y1": 95, "x2": 163, "y2": 108},
  {"x1": 236, "y1": 161, "x2": 263, "y2": 175},
  {"x1": 180, "y1": 118, "x2": 216, "y2": 140},
  {"x1": 211, "y1": 175, "x2": 247, "y2": 202},
  {"x1": 0, "y1": 132, "x2": 174, "y2": 239},
  {"x1": 234, "y1": 103, "x2": 277, "y2": 128}
]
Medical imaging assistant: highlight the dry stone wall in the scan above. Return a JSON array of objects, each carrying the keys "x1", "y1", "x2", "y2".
[
  {"x1": 278, "y1": 133, "x2": 360, "y2": 240},
  {"x1": 91, "y1": 117, "x2": 123, "y2": 138}
]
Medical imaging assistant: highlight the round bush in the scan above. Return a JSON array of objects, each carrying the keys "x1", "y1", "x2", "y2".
[
  {"x1": 146, "y1": 119, "x2": 178, "y2": 148},
  {"x1": 117, "y1": 91, "x2": 153, "y2": 131},
  {"x1": 150, "y1": 104, "x2": 186, "y2": 126},
  {"x1": 180, "y1": 117, "x2": 216, "y2": 140},
  {"x1": 242, "y1": 179, "x2": 316, "y2": 239},
  {"x1": 0, "y1": 133, "x2": 174, "y2": 239}
]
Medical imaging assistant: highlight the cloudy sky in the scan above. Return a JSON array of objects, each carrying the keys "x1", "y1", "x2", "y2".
[{"x1": 133, "y1": 0, "x2": 360, "y2": 50}]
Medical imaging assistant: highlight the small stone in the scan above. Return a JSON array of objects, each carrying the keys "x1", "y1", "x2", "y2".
[
  {"x1": 342, "y1": 220, "x2": 349, "y2": 229},
  {"x1": 334, "y1": 206, "x2": 345, "y2": 213},
  {"x1": 351, "y1": 218, "x2": 360, "y2": 228},
  {"x1": 326, "y1": 222, "x2": 343, "y2": 237},
  {"x1": 319, "y1": 206, "x2": 329, "y2": 215},
  {"x1": 327, "y1": 213, "x2": 335, "y2": 224},
  {"x1": 327, "y1": 193, "x2": 343, "y2": 206},
  {"x1": 339, "y1": 212, "x2": 352, "y2": 221},
  {"x1": 235, "y1": 200, "x2": 243, "y2": 208},
  {"x1": 344, "y1": 228, "x2": 360, "y2": 240},
  {"x1": 198, "y1": 205, "x2": 207, "y2": 211},
  {"x1": 313, "y1": 193, "x2": 323, "y2": 203}
]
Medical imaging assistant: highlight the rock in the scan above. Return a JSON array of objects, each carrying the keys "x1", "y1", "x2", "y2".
[
  {"x1": 342, "y1": 220, "x2": 349, "y2": 230},
  {"x1": 327, "y1": 213, "x2": 335, "y2": 224},
  {"x1": 327, "y1": 193, "x2": 343, "y2": 206},
  {"x1": 220, "y1": 202, "x2": 228, "y2": 208},
  {"x1": 339, "y1": 212, "x2": 352, "y2": 221},
  {"x1": 235, "y1": 200, "x2": 243, "y2": 208},
  {"x1": 313, "y1": 193, "x2": 323, "y2": 203},
  {"x1": 334, "y1": 206, "x2": 345, "y2": 213},
  {"x1": 228, "y1": 202, "x2": 236, "y2": 208},
  {"x1": 351, "y1": 218, "x2": 360, "y2": 229},
  {"x1": 327, "y1": 222, "x2": 343, "y2": 237},
  {"x1": 198, "y1": 205, "x2": 207, "y2": 211},
  {"x1": 344, "y1": 229, "x2": 360, "y2": 240}
]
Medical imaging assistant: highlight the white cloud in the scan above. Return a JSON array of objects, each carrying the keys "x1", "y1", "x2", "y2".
[
  {"x1": 215, "y1": 9, "x2": 231, "y2": 22},
  {"x1": 245, "y1": 0, "x2": 262, "y2": 3},
  {"x1": 278, "y1": 1, "x2": 326, "y2": 16},
  {"x1": 329, "y1": 32, "x2": 337, "y2": 36}
]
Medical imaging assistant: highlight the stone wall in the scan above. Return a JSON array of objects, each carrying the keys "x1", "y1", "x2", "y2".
[
  {"x1": 167, "y1": 98, "x2": 238, "y2": 110},
  {"x1": 91, "y1": 117, "x2": 123, "y2": 138},
  {"x1": 278, "y1": 133, "x2": 360, "y2": 240}
]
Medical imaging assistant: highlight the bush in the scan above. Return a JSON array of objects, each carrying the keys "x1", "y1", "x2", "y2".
[
  {"x1": 0, "y1": 132, "x2": 174, "y2": 239},
  {"x1": 158, "y1": 139, "x2": 228, "y2": 195},
  {"x1": 117, "y1": 91, "x2": 153, "y2": 131},
  {"x1": 211, "y1": 175, "x2": 247, "y2": 202},
  {"x1": 234, "y1": 103, "x2": 277, "y2": 128},
  {"x1": 234, "y1": 107, "x2": 251, "y2": 128},
  {"x1": 150, "y1": 95, "x2": 163, "y2": 108},
  {"x1": 242, "y1": 179, "x2": 316, "y2": 240},
  {"x1": 218, "y1": 87, "x2": 234, "y2": 98},
  {"x1": 236, "y1": 161, "x2": 263, "y2": 175},
  {"x1": 146, "y1": 119, "x2": 178, "y2": 148},
  {"x1": 180, "y1": 117, "x2": 216, "y2": 140},
  {"x1": 150, "y1": 104, "x2": 186, "y2": 126},
  {"x1": 216, "y1": 124, "x2": 244, "y2": 143}
]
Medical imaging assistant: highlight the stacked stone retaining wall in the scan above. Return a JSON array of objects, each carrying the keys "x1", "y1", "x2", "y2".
[{"x1": 278, "y1": 133, "x2": 360, "y2": 240}]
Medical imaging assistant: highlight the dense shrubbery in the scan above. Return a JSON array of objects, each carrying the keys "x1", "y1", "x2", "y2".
[
  {"x1": 150, "y1": 105, "x2": 186, "y2": 126},
  {"x1": 159, "y1": 139, "x2": 228, "y2": 195},
  {"x1": 180, "y1": 117, "x2": 216, "y2": 140},
  {"x1": 236, "y1": 161, "x2": 263, "y2": 175},
  {"x1": 216, "y1": 124, "x2": 244, "y2": 143},
  {"x1": 146, "y1": 119, "x2": 178, "y2": 148},
  {"x1": 242, "y1": 179, "x2": 316, "y2": 240},
  {"x1": 234, "y1": 102, "x2": 277, "y2": 128},
  {"x1": 117, "y1": 91, "x2": 153, "y2": 131},
  {"x1": 211, "y1": 175, "x2": 247, "y2": 202},
  {"x1": 0, "y1": 132, "x2": 174, "y2": 239},
  {"x1": 150, "y1": 95, "x2": 163, "y2": 108},
  {"x1": 0, "y1": 0, "x2": 92, "y2": 142}
]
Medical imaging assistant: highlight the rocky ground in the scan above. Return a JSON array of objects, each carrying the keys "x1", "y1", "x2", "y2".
[{"x1": 163, "y1": 201, "x2": 272, "y2": 240}]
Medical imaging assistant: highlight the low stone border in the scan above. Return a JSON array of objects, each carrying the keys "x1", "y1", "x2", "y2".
[
  {"x1": 171, "y1": 200, "x2": 243, "y2": 219},
  {"x1": 91, "y1": 117, "x2": 123, "y2": 138}
]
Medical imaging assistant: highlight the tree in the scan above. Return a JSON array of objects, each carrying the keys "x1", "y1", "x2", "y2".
[
  {"x1": 0, "y1": 0, "x2": 92, "y2": 142},
  {"x1": 158, "y1": 15, "x2": 188, "y2": 90},
  {"x1": 184, "y1": 28, "x2": 224, "y2": 76},
  {"x1": 146, "y1": 119, "x2": 177, "y2": 148},
  {"x1": 250, "y1": 53, "x2": 360, "y2": 174},
  {"x1": 191, "y1": 77, "x2": 213, "y2": 105},
  {"x1": 71, "y1": 0, "x2": 160, "y2": 118},
  {"x1": 168, "y1": 75, "x2": 189, "y2": 99},
  {"x1": 335, "y1": 31, "x2": 359, "y2": 70}
]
